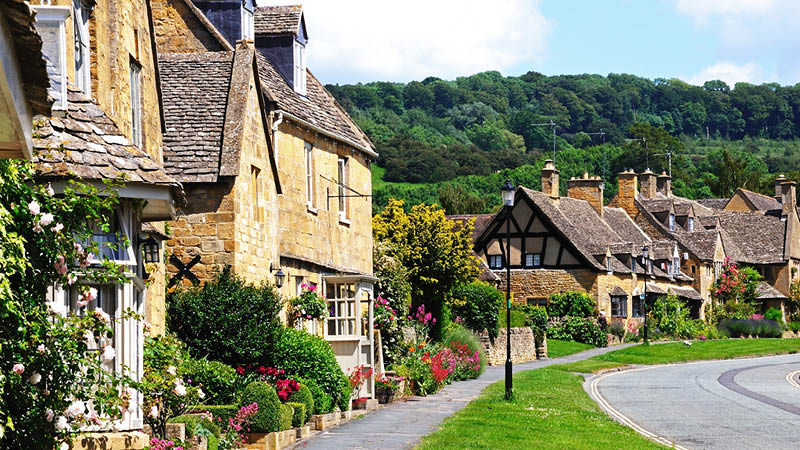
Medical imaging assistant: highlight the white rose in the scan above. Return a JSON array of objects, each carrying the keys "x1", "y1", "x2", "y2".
[
  {"x1": 173, "y1": 384, "x2": 187, "y2": 397},
  {"x1": 102, "y1": 346, "x2": 116, "y2": 362},
  {"x1": 54, "y1": 416, "x2": 69, "y2": 431},
  {"x1": 167, "y1": 366, "x2": 176, "y2": 375},
  {"x1": 95, "y1": 310, "x2": 110, "y2": 324},
  {"x1": 149, "y1": 405, "x2": 159, "y2": 418},
  {"x1": 60, "y1": 442, "x2": 69, "y2": 450},
  {"x1": 46, "y1": 184, "x2": 55, "y2": 196},
  {"x1": 28, "y1": 371, "x2": 42, "y2": 385},
  {"x1": 28, "y1": 200, "x2": 40, "y2": 216},
  {"x1": 39, "y1": 212, "x2": 54, "y2": 226},
  {"x1": 45, "y1": 409, "x2": 54, "y2": 422},
  {"x1": 198, "y1": 389, "x2": 206, "y2": 399},
  {"x1": 64, "y1": 400, "x2": 85, "y2": 418}
]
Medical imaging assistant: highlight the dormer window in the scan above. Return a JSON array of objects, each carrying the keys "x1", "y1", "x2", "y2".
[
  {"x1": 72, "y1": 0, "x2": 91, "y2": 96},
  {"x1": 293, "y1": 40, "x2": 306, "y2": 95},
  {"x1": 669, "y1": 213, "x2": 676, "y2": 231},
  {"x1": 32, "y1": 5, "x2": 71, "y2": 110},
  {"x1": 688, "y1": 217, "x2": 694, "y2": 232},
  {"x1": 606, "y1": 257, "x2": 613, "y2": 273}
]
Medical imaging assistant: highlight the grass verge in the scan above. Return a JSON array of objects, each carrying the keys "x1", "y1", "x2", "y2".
[
  {"x1": 593, "y1": 338, "x2": 800, "y2": 365},
  {"x1": 416, "y1": 368, "x2": 664, "y2": 450},
  {"x1": 547, "y1": 339, "x2": 595, "y2": 358}
]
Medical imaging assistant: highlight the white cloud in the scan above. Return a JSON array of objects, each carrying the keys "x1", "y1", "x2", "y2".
[
  {"x1": 685, "y1": 61, "x2": 765, "y2": 87},
  {"x1": 673, "y1": 0, "x2": 800, "y2": 84},
  {"x1": 260, "y1": 0, "x2": 553, "y2": 83}
]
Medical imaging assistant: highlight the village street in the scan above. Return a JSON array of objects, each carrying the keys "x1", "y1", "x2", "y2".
[{"x1": 590, "y1": 353, "x2": 800, "y2": 450}]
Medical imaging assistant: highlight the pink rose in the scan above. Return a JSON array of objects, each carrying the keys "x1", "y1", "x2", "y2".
[
  {"x1": 12, "y1": 363, "x2": 24, "y2": 375},
  {"x1": 28, "y1": 201, "x2": 40, "y2": 215}
]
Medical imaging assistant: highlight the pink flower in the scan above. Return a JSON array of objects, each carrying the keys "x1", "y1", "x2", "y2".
[
  {"x1": 54, "y1": 255, "x2": 68, "y2": 275},
  {"x1": 102, "y1": 345, "x2": 116, "y2": 362},
  {"x1": 28, "y1": 201, "x2": 40, "y2": 215},
  {"x1": 78, "y1": 287, "x2": 97, "y2": 307},
  {"x1": 67, "y1": 273, "x2": 77, "y2": 285},
  {"x1": 37, "y1": 344, "x2": 46, "y2": 354},
  {"x1": 32, "y1": 224, "x2": 43, "y2": 233},
  {"x1": 51, "y1": 222, "x2": 63, "y2": 233},
  {"x1": 12, "y1": 363, "x2": 24, "y2": 375}
]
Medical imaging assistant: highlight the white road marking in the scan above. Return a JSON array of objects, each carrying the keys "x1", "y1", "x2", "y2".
[{"x1": 786, "y1": 370, "x2": 800, "y2": 389}]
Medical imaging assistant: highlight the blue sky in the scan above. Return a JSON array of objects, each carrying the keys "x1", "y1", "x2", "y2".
[{"x1": 266, "y1": 0, "x2": 799, "y2": 87}]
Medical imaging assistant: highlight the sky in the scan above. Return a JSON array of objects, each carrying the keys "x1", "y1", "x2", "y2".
[{"x1": 262, "y1": 0, "x2": 800, "y2": 87}]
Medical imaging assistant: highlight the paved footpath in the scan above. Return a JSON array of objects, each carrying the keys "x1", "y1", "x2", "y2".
[{"x1": 291, "y1": 344, "x2": 635, "y2": 450}]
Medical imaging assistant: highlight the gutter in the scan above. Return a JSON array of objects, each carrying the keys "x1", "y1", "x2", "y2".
[{"x1": 272, "y1": 110, "x2": 379, "y2": 158}]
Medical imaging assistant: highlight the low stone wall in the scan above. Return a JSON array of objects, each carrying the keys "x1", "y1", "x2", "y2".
[{"x1": 481, "y1": 328, "x2": 545, "y2": 366}]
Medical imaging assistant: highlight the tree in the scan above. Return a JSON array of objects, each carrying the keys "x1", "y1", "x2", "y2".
[
  {"x1": 373, "y1": 199, "x2": 481, "y2": 339},
  {"x1": 437, "y1": 185, "x2": 487, "y2": 215}
]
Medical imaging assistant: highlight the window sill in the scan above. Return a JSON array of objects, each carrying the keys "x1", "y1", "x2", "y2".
[
  {"x1": 324, "y1": 336, "x2": 361, "y2": 342},
  {"x1": 307, "y1": 205, "x2": 318, "y2": 215},
  {"x1": 339, "y1": 217, "x2": 351, "y2": 226}
]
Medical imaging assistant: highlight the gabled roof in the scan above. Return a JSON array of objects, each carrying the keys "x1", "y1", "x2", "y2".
[
  {"x1": 717, "y1": 212, "x2": 785, "y2": 264},
  {"x1": 696, "y1": 198, "x2": 728, "y2": 210},
  {"x1": 731, "y1": 188, "x2": 781, "y2": 212},
  {"x1": 756, "y1": 281, "x2": 787, "y2": 300},
  {"x1": 254, "y1": 5, "x2": 304, "y2": 35},
  {"x1": 255, "y1": 53, "x2": 375, "y2": 156},
  {"x1": 669, "y1": 286, "x2": 703, "y2": 301},
  {"x1": 159, "y1": 48, "x2": 281, "y2": 190},
  {"x1": 674, "y1": 231, "x2": 719, "y2": 262},
  {"x1": 33, "y1": 90, "x2": 177, "y2": 188}
]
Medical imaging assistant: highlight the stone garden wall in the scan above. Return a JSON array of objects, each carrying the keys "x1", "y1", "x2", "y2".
[{"x1": 481, "y1": 328, "x2": 546, "y2": 366}]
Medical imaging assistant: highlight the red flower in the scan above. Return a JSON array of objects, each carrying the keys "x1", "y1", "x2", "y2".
[
  {"x1": 257, "y1": 365, "x2": 267, "y2": 375},
  {"x1": 236, "y1": 366, "x2": 245, "y2": 376}
]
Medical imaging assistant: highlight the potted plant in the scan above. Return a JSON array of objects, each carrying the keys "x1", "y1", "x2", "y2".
[
  {"x1": 348, "y1": 365, "x2": 373, "y2": 409},
  {"x1": 375, "y1": 373, "x2": 401, "y2": 404},
  {"x1": 289, "y1": 283, "x2": 328, "y2": 326}
]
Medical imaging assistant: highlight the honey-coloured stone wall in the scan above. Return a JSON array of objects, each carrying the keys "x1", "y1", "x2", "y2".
[{"x1": 151, "y1": 0, "x2": 229, "y2": 53}]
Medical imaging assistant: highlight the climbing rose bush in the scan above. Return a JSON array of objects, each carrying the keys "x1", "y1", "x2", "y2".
[{"x1": 0, "y1": 159, "x2": 133, "y2": 449}]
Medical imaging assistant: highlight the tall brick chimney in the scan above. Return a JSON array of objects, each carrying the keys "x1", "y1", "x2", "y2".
[
  {"x1": 776, "y1": 174, "x2": 787, "y2": 202},
  {"x1": 541, "y1": 159, "x2": 560, "y2": 199},
  {"x1": 657, "y1": 170, "x2": 671, "y2": 197},
  {"x1": 638, "y1": 169, "x2": 657, "y2": 198},
  {"x1": 568, "y1": 172, "x2": 605, "y2": 218},
  {"x1": 611, "y1": 169, "x2": 638, "y2": 217}
]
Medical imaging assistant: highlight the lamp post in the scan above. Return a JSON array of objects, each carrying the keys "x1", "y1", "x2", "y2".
[
  {"x1": 642, "y1": 245, "x2": 649, "y2": 345},
  {"x1": 501, "y1": 179, "x2": 515, "y2": 400}
]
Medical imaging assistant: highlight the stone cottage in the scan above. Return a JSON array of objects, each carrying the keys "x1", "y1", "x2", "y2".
[
  {"x1": 463, "y1": 161, "x2": 699, "y2": 325},
  {"x1": 27, "y1": 0, "x2": 182, "y2": 443},
  {"x1": 611, "y1": 169, "x2": 800, "y2": 317},
  {"x1": 154, "y1": 1, "x2": 379, "y2": 395}
]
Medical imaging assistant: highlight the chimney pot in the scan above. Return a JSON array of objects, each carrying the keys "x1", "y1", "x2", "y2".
[
  {"x1": 541, "y1": 160, "x2": 560, "y2": 198},
  {"x1": 568, "y1": 174, "x2": 604, "y2": 217},
  {"x1": 639, "y1": 170, "x2": 657, "y2": 198}
]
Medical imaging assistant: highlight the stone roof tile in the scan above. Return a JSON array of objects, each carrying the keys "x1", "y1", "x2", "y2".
[{"x1": 254, "y1": 5, "x2": 303, "y2": 35}]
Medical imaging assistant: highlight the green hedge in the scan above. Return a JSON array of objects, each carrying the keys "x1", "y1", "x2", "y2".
[
  {"x1": 288, "y1": 383, "x2": 314, "y2": 422},
  {"x1": 296, "y1": 377, "x2": 332, "y2": 414},
  {"x1": 548, "y1": 291, "x2": 595, "y2": 318},
  {"x1": 240, "y1": 382, "x2": 282, "y2": 433},
  {"x1": 180, "y1": 357, "x2": 237, "y2": 404},
  {"x1": 269, "y1": 329, "x2": 350, "y2": 413},
  {"x1": 451, "y1": 281, "x2": 503, "y2": 342},
  {"x1": 279, "y1": 403, "x2": 293, "y2": 431},
  {"x1": 286, "y1": 402, "x2": 306, "y2": 427},
  {"x1": 190, "y1": 405, "x2": 238, "y2": 425},
  {"x1": 167, "y1": 414, "x2": 221, "y2": 438}
]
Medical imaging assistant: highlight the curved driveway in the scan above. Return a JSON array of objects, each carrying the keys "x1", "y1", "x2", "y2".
[{"x1": 590, "y1": 354, "x2": 800, "y2": 450}]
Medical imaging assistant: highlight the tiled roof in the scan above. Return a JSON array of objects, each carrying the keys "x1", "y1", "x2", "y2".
[
  {"x1": 254, "y1": 5, "x2": 303, "y2": 35},
  {"x1": 640, "y1": 198, "x2": 673, "y2": 213},
  {"x1": 159, "y1": 52, "x2": 234, "y2": 182},
  {"x1": 674, "y1": 231, "x2": 719, "y2": 261},
  {"x1": 756, "y1": 281, "x2": 787, "y2": 300},
  {"x1": 1, "y1": 0, "x2": 51, "y2": 116},
  {"x1": 603, "y1": 207, "x2": 650, "y2": 246},
  {"x1": 736, "y1": 188, "x2": 781, "y2": 211},
  {"x1": 717, "y1": 212, "x2": 785, "y2": 264},
  {"x1": 609, "y1": 285, "x2": 628, "y2": 296},
  {"x1": 696, "y1": 198, "x2": 728, "y2": 210},
  {"x1": 669, "y1": 286, "x2": 703, "y2": 301},
  {"x1": 32, "y1": 90, "x2": 177, "y2": 187},
  {"x1": 255, "y1": 53, "x2": 373, "y2": 153}
]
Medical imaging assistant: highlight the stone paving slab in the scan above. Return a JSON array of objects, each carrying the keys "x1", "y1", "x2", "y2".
[{"x1": 289, "y1": 344, "x2": 634, "y2": 450}]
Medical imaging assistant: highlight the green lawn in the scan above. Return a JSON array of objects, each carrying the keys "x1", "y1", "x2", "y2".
[
  {"x1": 416, "y1": 367, "x2": 665, "y2": 450},
  {"x1": 418, "y1": 339, "x2": 800, "y2": 449},
  {"x1": 546, "y1": 339, "x2": 595, "y2": 358}
]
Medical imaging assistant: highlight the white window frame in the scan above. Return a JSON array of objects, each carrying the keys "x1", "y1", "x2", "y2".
[
  {"x1": 611, "y1": 295, "x2": 626, "y2": 317},
  {"x1": 32, "y1": 5, "x2": 71, "y2": 110},
  {"x1": 688, "y1": 217, "x2": 694, "y2": 232},
  {"x1": 293, "y1": 40, "x2": 306, "y2": 95},
  {"x1": 325, "y1": 282, "x2": 359, "y2": 339},
  {"x1": 72, "y1": 0, "x2": 91, "y2": 96},
  {"x1": 241, "y1": 7, "x2": 254, "y2": 40},
  {"x1": 305, "y1": 142, "x2": 315, "y2": 211},
  {"x1": 338, "y1": 156, "x2": 349, "y2": 222},
  {"x1": 129, "y1": 60, "x2": 142, "y2": 147},
  {"x1": 86, "y1": 206, "x2": 137, "y2": 267},
  {"x1": 669, "y1": 213, "x2": 676, "y2": 231},
  {"x1": 606, "y1": 257, "x2": 613, "y2": 273}
]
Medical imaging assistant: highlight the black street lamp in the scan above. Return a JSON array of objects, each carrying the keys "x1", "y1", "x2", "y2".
[
  {"x1": 642, "y1": 245, "x2": 649, "y2": 345},
  {"x1": 501, "y1": 179, "x2": 515, "y2": 400}
]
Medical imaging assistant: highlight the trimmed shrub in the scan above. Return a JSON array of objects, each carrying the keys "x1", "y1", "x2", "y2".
[
  {"x1": 765, "y1": 307, "x2": 782, "y2": 322},
  {"x1": 286, "y1": 402, "x2": 306, "y2": 427},
  {"x1": 450, "y1": 281, "x2": 503, "y2": 342},
  {"x1": 547, "y1": 316, "x2": 607, "y2": 347},
  {"x1": 180, "y1": 357, "x2": 237, "y2": 404},
  {"x1": 240, "y1": 381, "x2": 281, "y2": 432},
  {"x1": 168, "y1": 266, "x2": 284, "y2": 365},
  {"x1": 296, "y1": 377, "x2": 332, "y2": 415},
  {"x1": 190, "y1": 405, "x2": 238, "y2": 425},
  {"x1": 789, "y1": 322, "x2": 800, "y2": 333},
  {"x1": 718, "y1": 319, "x2": 782, "y2": 338},
  {"x1": 168, "y1": 414, "x2": 221, "y2": 439},
  {"x1": 270, "y1": 329, "x2": 350, "y2": 413},
  {"x1": 279, "y1": 403, "x2": 293, "y2": 431},
  {"x1": 288, "y1": 383, "x2": 315, "y2": 422},
  {"x1": 443, "y1": 325, "x2": 487, "y2": 377},
  {"x1": 548, "y1": 291, "x2": 595, "y2": 318}
]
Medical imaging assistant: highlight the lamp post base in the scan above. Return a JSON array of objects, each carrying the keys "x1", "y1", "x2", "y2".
[{"x1": 505, "y1": 359, "x2": 513, "y2": 400}]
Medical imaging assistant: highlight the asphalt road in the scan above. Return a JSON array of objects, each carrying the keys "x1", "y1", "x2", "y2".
[{"x1": 590, "y1": 354, "x2": 800, "y2": 450}]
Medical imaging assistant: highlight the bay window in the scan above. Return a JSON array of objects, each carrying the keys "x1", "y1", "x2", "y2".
[{"x1": 326, "y1": 282, "x2": 357, "y2": 337}]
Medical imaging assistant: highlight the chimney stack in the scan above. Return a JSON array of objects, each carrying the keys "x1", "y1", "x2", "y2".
[
  {"x1": 776, "y1": 174, "x2": 787, "y2": 202},
  {"x1": 541, "y1": 160, "x2": 560, "y2": 199},
  {"x1": 611, "y1": 169, "x2": 638, "y2": 217},
  {"x1": 657, "y1": 170, "x2": 671, "y2": 197},
  {"x1": 779, "y1": 179, "x2": 797, "y2": 218},
  {"x1": 638, "y1": 169, "x2": 657, "y2": 198},
  {"x1": 568, "y1": 172, "x2": 605, "y2": 218}
]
